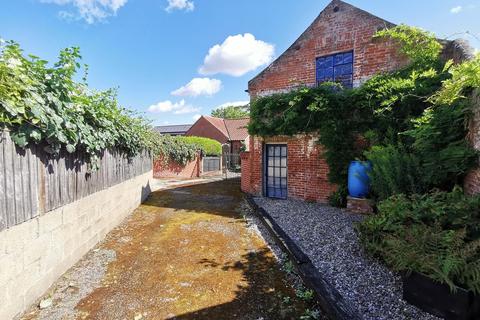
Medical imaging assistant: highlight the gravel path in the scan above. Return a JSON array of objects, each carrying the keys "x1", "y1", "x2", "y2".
[{"x1": 253, "y1": 197, "x2": 440, "y2": 320}]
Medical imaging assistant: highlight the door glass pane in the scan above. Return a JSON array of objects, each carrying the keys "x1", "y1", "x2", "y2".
[
  {"x1": 268, "y1": 167, "x2": 273, "y2": 176},
  {"x1": 275, "y1": 147, "x2": 281, "y2": 156}
]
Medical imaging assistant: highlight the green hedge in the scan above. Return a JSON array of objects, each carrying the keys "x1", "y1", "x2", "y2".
[{"x1": 183, "y1": 136, "x2": 222, "y2": 156}]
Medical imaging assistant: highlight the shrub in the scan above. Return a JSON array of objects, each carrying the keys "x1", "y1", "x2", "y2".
[
  {"x1": 150, "y1": 133, "x2": 198, "y2": 165},
  {"x1": 182, "y1": 136, "x2": 222, "y2": 156},
  {"x1": 365, "y1": 144, "x2": 424, "y2": 200},
  {"x1": 358, "y1": 188, "x2": 480, "y2": 293}
]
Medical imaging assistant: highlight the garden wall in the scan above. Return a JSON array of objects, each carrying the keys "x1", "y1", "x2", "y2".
[
  {"x1": 153, "y1": 154, "x2": 201, "y2": 179},
  {"x1": 153, "y1": 154, "x2": 222, "y2": 179},
  {"x1": 0, "y1": 130, "x2": 153, "y2": 319},
  {"x1": 465, "y1": 90, "x2": 480, "y2": 195}
]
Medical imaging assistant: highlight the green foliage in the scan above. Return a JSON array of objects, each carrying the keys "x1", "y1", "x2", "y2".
[
  {"x1": 358, "y1": 188, "x2": 480, "y2": 293},
  {"x1": 211, "y1": 104, "x2": 249, "y2": 119},
  {"x1": 248, "y1": 25, "x2": 478, "y2": 206},
  {"x1": 295, "y1": 287, "x2": 315, "y2": 302},
  {"x1": 405, "y1": 102, "x2": 478, "y2": 189},
  {"x1": 150, "y1": 135, "x2": 222, "y2": 165},
  {"x1": 328, "y1": 185, "x2": 348, "y2": 208},
  {"x1": 300, "y1": 309, "x2": 321, "y2": 320},
  {"x1": 0, "y1": 40, "x2": 153, "y2": 169},
  {"x1": 150, "y1": 133, "x2": 198, "y2": 165},
  {"x1": 365, "y1": 144, "x2": 424, "y2": 200},
  {"x1": 182, "y1": 136, "x2": 222, "y2": 156},
  {"x1": 432, "y1": 54, "x2": 480, "y2": 105},
  {"x1": 374, "y1": 24, "x2": 442, "y2": 65}
]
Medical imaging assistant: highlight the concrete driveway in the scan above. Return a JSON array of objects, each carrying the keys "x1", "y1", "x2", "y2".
[{"x1": 21, "y1": 179, "x2": 312, "y2": 320}]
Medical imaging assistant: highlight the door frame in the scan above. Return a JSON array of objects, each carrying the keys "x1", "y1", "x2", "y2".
[{"x1": 263, "y1": 143, "x2": 288, "y2": 199}]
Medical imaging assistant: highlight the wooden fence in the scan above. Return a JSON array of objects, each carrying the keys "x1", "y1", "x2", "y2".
[{"x1": 0, "y1": 130, "x2": 152, "y2": 231}]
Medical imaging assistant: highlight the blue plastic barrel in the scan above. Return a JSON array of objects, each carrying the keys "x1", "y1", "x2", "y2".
[{"x1": 348, "y1": 161, "x2": 372, "y2": 198}]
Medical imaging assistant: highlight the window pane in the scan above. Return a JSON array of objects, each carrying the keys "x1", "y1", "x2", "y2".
[
  {"x1": 275, "y1": 147, "x2": 281, "y2": 156},
  {"x1": 344, "y1": 52, "x2": 353, "y2": 63},
  {"x1": 281, "y1": 147, "x2": 287, "y2": 157},
  {"x1": 275, "y1": 177, "x2": 281, "y2": 186},
  {"x1": 281, "y1": 168, "x2": 287, "y2": 177}
]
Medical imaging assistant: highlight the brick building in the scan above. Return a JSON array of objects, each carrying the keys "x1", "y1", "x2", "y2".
[
  {"x1": 186, "y1": 115, "x2": 249, "y2": 154},
  {"x1": 241, "y1": 0, "x2": 475, "y2": 202}
]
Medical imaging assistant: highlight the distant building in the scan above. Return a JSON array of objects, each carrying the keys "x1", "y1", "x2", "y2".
[
  {"x1": 154, "y1": 124, "x2": 192, "y2": 136},
  {"x1": 186, "y1": 116, "x2": 250, "y2": 154}
]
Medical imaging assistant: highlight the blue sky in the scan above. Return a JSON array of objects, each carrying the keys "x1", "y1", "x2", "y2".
[{"x1": 1, "y1": 0, "x2": 479, "y2": 126}]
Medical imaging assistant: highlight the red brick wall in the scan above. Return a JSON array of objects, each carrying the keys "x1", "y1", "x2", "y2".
[
  {"x1": 242, "y1": 135, "x2": 337, "y2": 203},
  {"x1": 231, "y1": 140, "x2": 243, "y2": 154},
  {"x1": 465, "y1": 90, "x2": 480, "y2": 195},
  {"x1": 153, "y1": 155, "x2": 201, "y2": 179},
  {"x1": 185, "y1": 117, "x2": 229, "y2": 144},
  {"x1": 240, "y1": 152, "x2": 251, "y2": 193},
  {"x1": 248, "y1": 0, "x2": 408, "y2": 97}
]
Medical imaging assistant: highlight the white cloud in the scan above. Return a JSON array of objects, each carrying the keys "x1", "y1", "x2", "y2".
[
  {"x1": 40, "y1": 0, "x2": 127, "y2": 24},
  {"x1": 215, "y1": 100, "x2": 250, "y2": 109},
  {"x1": 171, "y1": 78, "x2": 222, "y2": 97},
  {"x1": 199, "y1": 33, "x2": 275, "y2": 77},
  {"x1": 192, "y1": 114, "x2": 201, "y2": 121},
  {"x1": 166, "y1": 0, "x2": 194, "y2": 12},
  {"x1": 450, "y1": 6, "x2": 463, "y2": 14},
  {"x1": 148, "y1": 99, "x2": 200, "y2": 114}
]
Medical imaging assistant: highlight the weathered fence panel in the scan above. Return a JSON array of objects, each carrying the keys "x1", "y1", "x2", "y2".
[{"x1": 0, "y1": 130, "x2": 152, "y2": 231}]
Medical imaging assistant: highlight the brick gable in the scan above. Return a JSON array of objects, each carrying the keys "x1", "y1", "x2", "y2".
[{"x1": 248, "y1": 0, "x2": 408, "y2": 97}]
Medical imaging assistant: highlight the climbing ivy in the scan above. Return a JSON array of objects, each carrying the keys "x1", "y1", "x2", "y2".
[
  {"x1": 0, "y1": 40, "x2": 154, "y2": 169},
  {"x1": 248, "y1": 25, "x2": 478, "y2": 202}
]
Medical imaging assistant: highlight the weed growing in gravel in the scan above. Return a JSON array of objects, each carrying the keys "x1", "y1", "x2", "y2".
[
  {"x1": 300, "y1": 308, "x2": 322, "y2": 319},
  {"x1": 296, "y1": 287, "x2": 315, "y2": 302},
  {"x1": 282, "y1": 260, "x2": 296, "y2": 275}
]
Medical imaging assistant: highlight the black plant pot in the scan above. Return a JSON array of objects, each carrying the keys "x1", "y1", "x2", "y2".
[{"x1": 402, "y1": 271, "x2": 480, "y2": 320}]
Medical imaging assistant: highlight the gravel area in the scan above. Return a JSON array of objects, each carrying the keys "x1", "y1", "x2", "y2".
[{"x1": 253, "y1": 197, "x2": 440, "y2": 320}]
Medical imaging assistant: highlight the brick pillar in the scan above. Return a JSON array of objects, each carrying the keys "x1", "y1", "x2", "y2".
[{"x1": 240, "y1": 151, "x2": 251, "y2": 193}]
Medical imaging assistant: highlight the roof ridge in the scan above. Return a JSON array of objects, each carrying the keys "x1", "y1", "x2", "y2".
[{"x1": 223, "y1": 118, "x2": 232, "y2": 140}]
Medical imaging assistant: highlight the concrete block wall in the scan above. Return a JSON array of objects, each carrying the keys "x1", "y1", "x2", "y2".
[{"x1": 0, "y1": 171, "x2": 152, "y2": 320}]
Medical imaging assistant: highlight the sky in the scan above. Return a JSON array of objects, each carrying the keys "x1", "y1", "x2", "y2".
[{"x1": 0, "y1": 0, "x2": 479, "y2": 126}]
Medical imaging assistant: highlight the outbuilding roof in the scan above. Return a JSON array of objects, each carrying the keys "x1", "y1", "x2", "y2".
[{"x1": 154, "y1": 124, "x2": 192, "y2": 134}]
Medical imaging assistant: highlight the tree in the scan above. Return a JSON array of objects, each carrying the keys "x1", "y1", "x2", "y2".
[{"x1": 211, "y1": 105, "x2": 249, "y2": 119}]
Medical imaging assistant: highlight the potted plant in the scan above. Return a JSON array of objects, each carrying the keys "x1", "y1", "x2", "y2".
[{"x1": 358, "y1": 189, "x2": 480, "y2": 320}]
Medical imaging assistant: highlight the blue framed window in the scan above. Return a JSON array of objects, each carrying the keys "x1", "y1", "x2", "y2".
[
  {"x1": 316, "y1": 51, "x2": 353, "y2": 88},
  {"x1": 265, "y1": 144, "x2": 287, "y2": 199}
]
